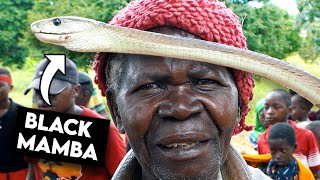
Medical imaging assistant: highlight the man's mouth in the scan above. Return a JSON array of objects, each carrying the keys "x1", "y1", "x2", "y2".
[
  {"x1": 162, "y1": 141, "x2": 200, "y2": 149},
  {"x1": 154, "y1": 132, "x2": 212, "y2": 160}
]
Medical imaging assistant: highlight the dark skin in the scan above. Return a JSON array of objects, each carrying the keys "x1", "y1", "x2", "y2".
[
  {"x1": 290, "y1": 95, "x2": 309, "y2": 122},
  {"x1": 268, "y1": 138, "x2": 296, "y2": 167},
  {"x1": 75, "y1": 90, "x2": 91, "y2": 107},
  {"x1": 33, "y1": 83, "x2": 82, "y2": 115},
  {"x1": 259, "y1": 109, "x2": 269, "y2": 128},
  {"x1": 0, "y1": 79, "x2": 12, "y2": 117},
  {"x1": 264, "y1": 91, "x2": 290, "y2": 125},
  {"x1": 107, "y1": 27, "x2": 240, "y2": 179}
]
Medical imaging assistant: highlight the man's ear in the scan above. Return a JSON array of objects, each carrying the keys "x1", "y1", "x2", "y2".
[
  {"x1": 288, "y1": 106, "x2": 294, "y2": 114},
  {"x1": 301, "y1": 105, "x2": 308, "y2": 112},
  {"x1": 106, "y1": 88, "x2": 125, "y2": 134},
  {"x1": 84, "y1": 91, "x2": 91, "y2": 99},
  {"x1": 73, "y1": 84, "x2": 81, "y2": 97}
]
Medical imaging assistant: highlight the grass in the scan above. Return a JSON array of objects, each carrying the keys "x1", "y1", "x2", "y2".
[{"x1": 5, "y1": 53, "x2": 320, "y2": 125}]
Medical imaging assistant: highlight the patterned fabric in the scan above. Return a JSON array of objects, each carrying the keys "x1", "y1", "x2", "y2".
[
  {"x1": 93, "y1": 0, "x2": 255, "y2": 135},
  {"x1": 266, "y1": 158, "x2": 298, "y2": 180}
]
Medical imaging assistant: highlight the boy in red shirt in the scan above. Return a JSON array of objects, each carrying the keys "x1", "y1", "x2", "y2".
[{"x1": 257, "y1": 89, "x2": 320, "y2": 178}]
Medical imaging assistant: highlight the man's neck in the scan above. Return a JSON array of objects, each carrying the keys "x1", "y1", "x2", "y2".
[
  {"x1": 296, "y1": 116, "x2": 310, "y2": 122},
  {"x1": 66, "y1": 104, "x2": 83, "y2": 115}
]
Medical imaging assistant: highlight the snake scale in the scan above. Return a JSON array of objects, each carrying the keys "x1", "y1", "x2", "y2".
[{"x1": 30, "y1": 16, "x2": 320, "y2": 109}]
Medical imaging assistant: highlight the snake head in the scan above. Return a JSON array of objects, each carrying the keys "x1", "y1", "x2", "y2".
[
  {"x1": 30, "y1": 16, "x2": 97, "y2": 35},
  {"x1": 30, "y1": 16, "x2": 102, "y2": 46}
]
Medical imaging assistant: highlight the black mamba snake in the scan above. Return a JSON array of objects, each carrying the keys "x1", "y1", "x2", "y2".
[{"x1": 30, "y1": 16, "x2": 320, "y2": 109}]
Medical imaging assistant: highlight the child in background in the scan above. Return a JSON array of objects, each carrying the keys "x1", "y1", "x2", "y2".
[
  {"x1": 250, "y1": 98, "x2": 269, "y2": 150},
  {"x1": 307, "y1": 121, "x2": 320, "y2": 152},
  {"x1": 266, "y1": 122, "x2": 314, "y2": 179},
  {"x1": 258, "y1": 89, "x2": 320, "y2": 178},
  {"x1": 290, "y1": 94, "x2": 313, "y2": 128}
]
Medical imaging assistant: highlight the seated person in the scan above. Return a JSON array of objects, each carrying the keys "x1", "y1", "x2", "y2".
[
  {"x1": 249, "y1": 98, "x2": 268, "y2": 149},
  {"x1": 290, "y1": 94, "x2": 313, "y2": 128},
  {"x1": 307, "y1": 121, "x2": 320, "y2": 152},
  {"x1": 266, "y1": 123, "x2": 314, "y2": 179}
]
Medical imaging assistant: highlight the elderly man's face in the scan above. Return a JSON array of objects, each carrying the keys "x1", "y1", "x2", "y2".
[{"x1": 110, "y1": 57, "x2": 239, "y2": 179}]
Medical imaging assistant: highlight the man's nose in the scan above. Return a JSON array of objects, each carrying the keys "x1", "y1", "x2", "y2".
[{"x1": 158, "y1": 86, "x2": 203, "y2": 120}]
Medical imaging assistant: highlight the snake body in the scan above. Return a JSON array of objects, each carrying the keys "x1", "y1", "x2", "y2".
[{"x1": 31, "y1": 16, "x2": 320, "y2": 108}]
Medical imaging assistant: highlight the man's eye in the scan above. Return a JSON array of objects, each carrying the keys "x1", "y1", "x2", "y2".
[
  {"x1": 138, "y1": 83, "x2": 161, "y2": 91},
  {"x1": 193, "y1": 79, "x2": 218, "y2": 86},
  {"x1": 281, "y1": 149, "x2": 287, "y2": 153}
]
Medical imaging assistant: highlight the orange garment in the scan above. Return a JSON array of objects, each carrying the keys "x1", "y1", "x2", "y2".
[
  {"x1": 0, "y1": 168, "x2": 28, "y2": 180},
  {"x1": 296, "y1": 157, "x2": 315, "y2": 180}
]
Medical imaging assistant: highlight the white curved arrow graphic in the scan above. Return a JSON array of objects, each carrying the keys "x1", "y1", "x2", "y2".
[{"x1": 40, "y1": 54, "x2": 66, "y2": 105}]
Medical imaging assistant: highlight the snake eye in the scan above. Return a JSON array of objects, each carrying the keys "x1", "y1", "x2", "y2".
[{"x1": 53, "y1": 18, "x2": 61, "y2": 26}]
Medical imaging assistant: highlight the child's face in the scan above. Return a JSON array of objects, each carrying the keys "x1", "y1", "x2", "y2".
[
  {"x1": 289, "y1": 98, "x2": 305, "y2": 121},
  {"x1": 265, "y1": 92, "x2": 290, "y2": 125},
  {"x1": 259, "y1": 110, "x2": 269, "y2": 128},
  {"x1": 269, "y1": 138, "x2": 295, "y2": 167}
]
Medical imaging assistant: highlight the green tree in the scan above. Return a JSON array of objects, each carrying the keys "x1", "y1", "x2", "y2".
[
  {"x1": 296, "y1": 0, "x2": 320, "y2": 63},
  {"x1": 227, "y1": 2, "x2": 301, "y2": 59},
  {"x1": 20, "y1": 0, "x2": 130, "y2": 70},
  {"x1": 0, "y1": 0, "x2": 33, "y2": 68},
  {"x1": 298, "y1": 22, "x2": 320, "y2": 63}
]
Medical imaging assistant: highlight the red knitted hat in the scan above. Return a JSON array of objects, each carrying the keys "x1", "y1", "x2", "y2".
[{"x1": 93, "y1": 0, "x2": 254, "y2": 134}]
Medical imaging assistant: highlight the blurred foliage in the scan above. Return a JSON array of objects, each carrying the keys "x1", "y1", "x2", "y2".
[
  {"x1": 19, "y1": 0, "x2": 130, "y2": 70},
  {"x1": 296, "y1": 0, "x2": 319, "y2": 25},
  {"x1": 0, "y1": 0, "x2": 33, "y2": 68},
  {"x1": 227, "y1": 2, "x2": 301, "y2": 59},
  {"x1": 296, "y1": 0, "x2": 320, "y2": 63}
]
